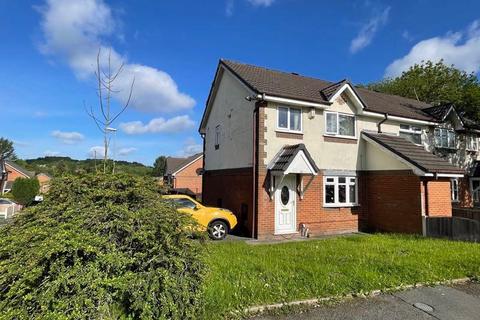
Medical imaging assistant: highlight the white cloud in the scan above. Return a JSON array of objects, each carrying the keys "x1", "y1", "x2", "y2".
[
  {"x1": 349, "y1": 7, "x2": 390, "y2": 54},
  {"x1": 247, "y1": 0, "x2": 275, "y2": 7},
  {"x1": 38, "y1": 0, "x2": 195, "y2": 113},
  {"x1": 51, "y1": 130, "x2": 85, "y2": 144},
  {"x1": 178, "y1": 138, "x2": 202, "y2": 157},
  {"x1": 88, "y1": 146, "x2": 106, "y2": 158},
  {"x1": 119, "y1": 115, "x2": 195, "y2": 134},
  {"x1": 117, "y1": 147, "x2": 137, "y2": 156},
  {"x1": 385, "y1": 20, "x2": 480, "y2": 78}
]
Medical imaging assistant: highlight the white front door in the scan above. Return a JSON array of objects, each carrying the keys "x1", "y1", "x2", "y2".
[{"x1": 275, "y1": 174, "x2": 297, "y2": 234}]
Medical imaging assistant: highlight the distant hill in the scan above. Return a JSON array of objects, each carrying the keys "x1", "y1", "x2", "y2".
[{"x1": 15, "y1": 156, "x2": 153, "y2": 177}]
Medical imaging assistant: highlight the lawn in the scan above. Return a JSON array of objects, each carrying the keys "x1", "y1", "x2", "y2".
[{"x1": 203, "y1": 234, "x2": 480, "y2": 318}]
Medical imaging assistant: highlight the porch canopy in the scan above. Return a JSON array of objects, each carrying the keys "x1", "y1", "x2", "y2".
[
  {"x1": 362, "y1": 131, "x2": 464, "y2": 178},
  {"x1": 267, "y1": 144, "x2": 319, "y2": 198}
]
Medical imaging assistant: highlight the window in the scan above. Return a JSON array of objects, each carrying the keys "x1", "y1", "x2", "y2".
[
  {"x1": 215, "y1": 125, "x2": 221, "y2": 150},
  {"x1": 277, "y1": 106, "x2": 302, "y2": 132},
  {"x1": 434, "y1": 128, "x2": 455, "y2": 149},
  {"x1": 399, "y1": 124, "x2": 422, "y2": 145},
  {"x1": 451, "y1": 178, "x2": 459, "y2": 202},
  {"x1": 170, "y1": 198, "x2": 197, "y2": 209},
  {"x1": 324, "y1": 176, "x2": 357, "y2": 207},
  {"x1": 325, "y1": 112, "x2": 355, "y2": 138},
  {"x1": 466, "y1": 135, "x2": 478, "y2": 151},
  {"x1": 471, "y1": 178, "x2": 480, "y2": 203}
]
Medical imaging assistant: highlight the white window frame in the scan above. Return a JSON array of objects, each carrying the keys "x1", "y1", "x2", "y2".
[
  {"x1": 466, "y1": 134, "x2": 478, "y2": 151},
  {"x1": 324, "y1": 111, "x2": 356, "y2": 139},
  {"x1": 451, "y1": 178, "x2": 459, "y2": 202},
  {"x1": 323, "y1": 176, "x2": 358, "y2": 207},
  {"x1": 470, "y1": 178, "x2": 480, "y2": 203},
  {"x1": 276, "y1": 106, "x2": 303, "y2": 133},
  {"x1": 399, "y1": 124, "x2": 422, "y2": 145},
  {"x1": 434, "y1": 127, "x2": 456, "y2": 149}
]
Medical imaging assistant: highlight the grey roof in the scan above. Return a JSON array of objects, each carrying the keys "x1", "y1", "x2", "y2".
[
  {"x1": 5, "y1": 160, "x2": 35, "y2": 178},
  {"x1": 362, "y1": 131, "x2": 464, "y2": 174},
  {"x1": 270, "y1": 144, "x2": 319, "y2": 173},
  {"x1": 221, "y1": 60, "x2": 437, "y2": 122},
  {"x1": 165, "y1": 153, "x2": 203, "y2": 176}
]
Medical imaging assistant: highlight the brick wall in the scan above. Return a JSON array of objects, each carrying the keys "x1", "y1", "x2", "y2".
[
  {"x1": 425, "y1": 178, "x2": 452, "y2": 217},
  {"x1": 6, "y1": 164, "x2": 29, "y2": 182},
  {"x1": 203, "y1": 167, "x2": 253, "y2": 236},
  {"x1": 173, "y1": 156, "x2": 203, "y2": 195},
  {"x1": 456, "y1": 177, "x2": 473, "y2": 208},
  {"x1": 364, "y1": 170, "x2": 423, "y2": 234}
]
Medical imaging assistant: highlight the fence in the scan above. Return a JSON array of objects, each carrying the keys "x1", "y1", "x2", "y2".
[
  {"x1": 452, "y1": 207, "x2": 480, "y2": 222},
  {"x1": 425, "y1": 216, "x2": 480, "y2": 242}
]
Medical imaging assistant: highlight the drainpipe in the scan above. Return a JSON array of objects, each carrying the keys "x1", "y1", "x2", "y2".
[{"x1": 377, "y1": 113, "x2": 388, "y2": 133}]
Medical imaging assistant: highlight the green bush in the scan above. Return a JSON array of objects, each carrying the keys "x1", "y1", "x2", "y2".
[
  {"x1": 11, "y1": 177, "x2": 40, "y2": 205},
  {"x1": 0, "y1": 174, "x2": 207, "y2": 319}
]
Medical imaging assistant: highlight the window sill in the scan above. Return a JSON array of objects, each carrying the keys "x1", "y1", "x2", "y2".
[
  {"x1": 276, "y1": 129, "x2": 303, "y2": 135},
  {"x1": 323, "y1": 134, "x2": 357, "y2": 141},
  {"x1": 323, "y1": 203, "x2": 360, "y2": 208}
]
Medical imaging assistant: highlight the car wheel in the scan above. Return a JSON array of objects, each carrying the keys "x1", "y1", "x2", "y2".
[{"x1": 209, "y1": 221, "x2": 228, "y2": 240}]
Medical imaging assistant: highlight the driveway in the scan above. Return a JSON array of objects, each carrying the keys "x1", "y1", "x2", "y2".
[{"x1": 254, "y1": 282, "x2": 480, "y2": 320}]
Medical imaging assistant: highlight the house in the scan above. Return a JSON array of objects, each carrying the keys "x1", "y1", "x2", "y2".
[
  {"x1": 1, "y1": 160, "x2": 35, "y2": 194},
  {"x1": 164, "y1": 153, "x2": 203, "y2": 198},
  {"x1": 1, "y1": 161, "x2": 51, "y2": 194},
  {"x1": 199, "y1": 60, "x2": 469, "y2": 239}
]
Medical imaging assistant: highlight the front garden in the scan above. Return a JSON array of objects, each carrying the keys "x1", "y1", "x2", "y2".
[{"x1": 204, "y1": 234, "x2": 480, "y2": 318}]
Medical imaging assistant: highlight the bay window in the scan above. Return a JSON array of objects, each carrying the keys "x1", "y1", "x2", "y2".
[
  {"x1": 277, "y1": 106, "x2": 302, "y2": 132},
  {"x1": 324, "y1": 176, "x2": 357, "y2": 207},
  {"x1": 399, "y1": 124, "x2": 422, "y2": 145},
  {"x1": 434, "y1": 128, "x2": 456, "y2": 149},
  {"x1": 466, "y1": 135, "x2": 478, "y2": 151},
  {"x1": 325, "y1": 112, "x2": 355, "y2": 138}
]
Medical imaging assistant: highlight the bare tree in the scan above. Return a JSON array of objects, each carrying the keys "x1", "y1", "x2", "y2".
[{"x1": 85, "y1": 48, "x2": 135, "y2": 173}]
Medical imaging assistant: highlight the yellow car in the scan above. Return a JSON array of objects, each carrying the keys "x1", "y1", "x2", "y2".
[{"x1": 163, "y1": 195, "x2": 237, "y2": 240}]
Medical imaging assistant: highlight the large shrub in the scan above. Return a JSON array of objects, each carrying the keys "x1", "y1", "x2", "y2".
[
  {"x1": 11, "y1": 177, "x2": 40, "y2": 205},
  {"x1": 0, "y1": 174, "x2": 206, "y2": 319}
]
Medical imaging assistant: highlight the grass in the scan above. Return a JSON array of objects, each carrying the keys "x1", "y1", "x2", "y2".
[{"x1": 203, "y1": 234, "x2": 480, "y2": 318}]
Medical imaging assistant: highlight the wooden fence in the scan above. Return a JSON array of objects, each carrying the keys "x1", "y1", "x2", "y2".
[{"x1": 425, "y1": 216, "x2": 480, "y2": 242}]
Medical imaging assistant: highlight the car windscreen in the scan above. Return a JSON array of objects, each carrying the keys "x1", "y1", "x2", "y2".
[{"x1": 171, "y1": 198, "x2": 196, "y2": 209}]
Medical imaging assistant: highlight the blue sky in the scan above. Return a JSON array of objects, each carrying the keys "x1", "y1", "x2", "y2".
[{"x1": 1, "y1": 0, "x2": 479, "y2": 165}]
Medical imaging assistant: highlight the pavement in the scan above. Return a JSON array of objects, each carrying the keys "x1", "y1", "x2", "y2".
[{"x1": 253, "y1": 282, "x2": 480, "y2": 320}]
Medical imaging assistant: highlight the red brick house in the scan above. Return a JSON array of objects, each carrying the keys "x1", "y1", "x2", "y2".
[
  {"x1": 164, "y1": 153, "x2": 203, "y2": 198},
  {"x1": 0, "y1": 161, "x2": 51, "y2": 195},
  {"x1": 199, "y1": 60, "x2": 468, "y2": 239}
]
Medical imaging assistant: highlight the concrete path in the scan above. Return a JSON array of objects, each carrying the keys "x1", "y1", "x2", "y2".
[{"x1": 254, "y1": 282, "x2": 480, "y2": 320}]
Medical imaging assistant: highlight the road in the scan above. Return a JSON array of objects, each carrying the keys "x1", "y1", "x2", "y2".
[{"x1": 254, "y1": 282, "x2": 480, "y2": 320}]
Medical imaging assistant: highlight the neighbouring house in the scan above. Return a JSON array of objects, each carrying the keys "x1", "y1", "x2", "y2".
[
  {"x1": 199, "y1": 60, "x2": 471, "y2": 239},
  {"x1": 36, "y1": 173, "x2": 52, "y2": 193},
  {"x1": 164, "y1": 153, "x2": 203, "y2": 198},
  {"x1": 1, "y1": 161, "x2": 51, "y2": 195}
]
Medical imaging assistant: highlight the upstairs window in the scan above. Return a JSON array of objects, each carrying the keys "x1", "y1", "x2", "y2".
[
  {"x1": 277, "y1": 106, "x2": 302, "y2": 133},
  {"x1": 324, "y1": 176, "x2": 357, "y2": 207},
  {"x1": 434, "y1": 128, "x2": 455, "y2": 149},
  {"x1": 399, "y1": 124, "x2": 422, "y2": 145},
  {"x1": 325, "y1": 112, "x2": 355, "y2": 138},
  {"x1": 451, "y1": 178, "x2": 459, "y2": 202},
  {"x1": 466, "y1": 135, "x2": 478, "y2": 151}
]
